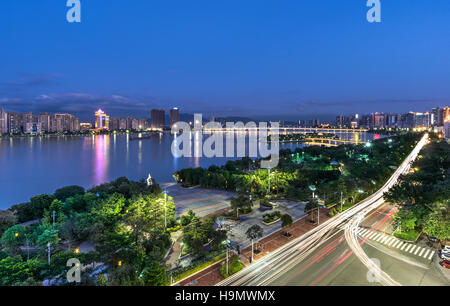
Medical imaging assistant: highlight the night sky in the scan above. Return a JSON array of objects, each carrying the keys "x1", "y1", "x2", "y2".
[{"x1": 1, "y1": 0, "x2": 450, "y2": 122}]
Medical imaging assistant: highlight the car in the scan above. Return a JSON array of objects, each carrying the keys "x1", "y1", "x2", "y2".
[
  {"x1": 440, "y1": 252, "x2": 450, "y2": 260},
  {"x1": 443, "y1": 245, "x2": 450, "y2": 251},
  {"x1": 428, "y1": 236, "x2": 439, "y2": 242},
  {"x1": 439, "y1": 260, "x2": 450, "y2": 269}
]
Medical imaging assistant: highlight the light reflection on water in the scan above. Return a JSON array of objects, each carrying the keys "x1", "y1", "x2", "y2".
[{"x1": 0, "y1": 132, "x2": 375, "y2": 209}]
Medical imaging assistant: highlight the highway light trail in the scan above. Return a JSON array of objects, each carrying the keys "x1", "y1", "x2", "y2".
[
  {"x1": 217, "y1": 134, "x2": 428, "y2": 286},
  {"x1": 279, "y1": 202, "x2": 392, "y2": 285},
  {"x1": 344, "y1": 134, "x2": 429, "y2": 286}
]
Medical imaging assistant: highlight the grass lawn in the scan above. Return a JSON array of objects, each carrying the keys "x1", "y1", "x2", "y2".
[
  {"x1": 220, "y1": 255, "x2": 244, "y2": 278},
  {"x1": 394, "y1": 230, "x2": 421, "y2": 241}
]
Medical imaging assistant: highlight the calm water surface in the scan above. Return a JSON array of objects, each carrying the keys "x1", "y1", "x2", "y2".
[{"x1": 0, "y1": 132, "x2": 378, "y2": 209}]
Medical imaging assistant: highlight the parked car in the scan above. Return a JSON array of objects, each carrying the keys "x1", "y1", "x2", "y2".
[
  {"x1": 439, "y1": 260, "x2": 450, "y2": 269},
  {"x1": 428, "y1": 236, "x2": 438, "y2": 242},
  {"x1": 439, "y1": 251, "x2": 450, "y2": 261},
  {"x1": 443, "y1": 245, "x2": 450, "y2": 251}
]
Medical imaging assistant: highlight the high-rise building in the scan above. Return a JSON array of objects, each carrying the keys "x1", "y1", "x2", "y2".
[
  {"x1": 94, "y1": 109, "x2": 109, "y2": 129},
  {"x1": 414, "y1": 112, "x2": 430, "y2": 128},
  {"x1": 0, "y1": 108, "x2": 7, "y2": 134},
  {"x1": 110, "y1": 117, "x2": 120, "y2": 130},
  {"x1": 151, "y1": 109, "x2": 165, "y2": 130},
  {"x1": 7, "y1": 112, "x2": 22, "y2": 134},
  {"x1": 445, "y1": 121, "x2": 450, "y2": 140},
  {"x1": 38, "y1": 113, "x2": 51, "y2": 133},
  {"x1": 138, "y1": 118, "x2": 149, "y2": 130},
  {"x1": 335, "y1": 115, "x2": 345, "y2": 127},
  {"x1": 169, "y1": 107, "x2": 180, "y2": 128},
  {"x1": 119, "y1": 118, "x2": 127, "y2": 130},
  {"x1": 126, "y1": 116, "x2": 134, "y2": 130},
  {"x1": 80, "y1": 123, "x2": 92, "y2": 132},
  {"x1": 24, "y1": 122, "x2": 42, "y2": 134}
]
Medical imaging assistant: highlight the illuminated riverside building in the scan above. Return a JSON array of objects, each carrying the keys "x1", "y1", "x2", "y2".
[
  {"x1": 80, "y1": 123, "x2": 92, "y2": 132},
  {"x1": 169, "y1": 107, "x2": 180, "y2": 128},
  {"x1": 151, "y1": 109, "x2": 165, "y2": 130},
  {"x1": 0, "y1": 108, "x2": 7, "y2": 134},
  {"x1": 95, "y1": 109, "x2": 110, "y2": 130}
]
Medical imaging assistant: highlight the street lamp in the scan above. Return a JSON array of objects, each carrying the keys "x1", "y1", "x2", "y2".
[
  {"x1": 309, "y1": 185, "x2": 319, "y2": 224},
  {"x1": 162, "y1": 190, "x2": 168, "y2": 232},
  {"x1": 222, "y1": 240, "x2": 231, "y2": 275}
]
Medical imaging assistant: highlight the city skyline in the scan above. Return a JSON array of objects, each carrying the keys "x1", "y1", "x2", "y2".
[{"x1": 2, "y1": 1, "x2": 450, "y2": 120}]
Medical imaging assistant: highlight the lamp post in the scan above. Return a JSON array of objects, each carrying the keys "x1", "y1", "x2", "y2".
[
  {"x1": 340, "y1": 191, "x2": 343, "y2": 213},
  {"x1": 267, "y1": 168, "x2": 271, "y2": 195},
  {"x1": 162, "y1": 190, "x2": 168, "y2": 232},
  {"x1": 47, "y1": 242, "x2": 51, "y2": 265},
  {"x1": 309, "y1": 185, "x2": 318, "y2": 224},
  {"x1": 51, "y1": 210, "x2": 56, "y2": 226}
]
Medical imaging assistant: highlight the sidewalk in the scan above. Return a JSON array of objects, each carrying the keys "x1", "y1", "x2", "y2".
[{"x1": 175, "y1": 207, "x2": 330, "y2": 286}]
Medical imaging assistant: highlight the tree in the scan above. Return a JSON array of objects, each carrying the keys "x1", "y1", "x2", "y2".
[
  {"x1": 0, "y1": 210, "x2": 16, "y2": 237},
  {"x1": 305, "y1": 199, "x2": 320, "y2": 223},
  {"x1": 423, "y1": 204, "x2": 450, "y2": 241},
  {"x1": 281, "y1": 214, "x2": 293, "y2": 236},
  {"x1": 141, "y1": 261, "x2": 169, "y2": 286},
  {"x1": 1, "y1": 224, "x2": 27, "y2": 255},
  {"x1": 0, "y1": 256, "x2": 43, "y2": 286},
  {"x1": 246, "y1": 225, "x2": 263, "y2": 261},
  {"x1": 37, "y1": 227, "x2": 60, "y2": 249},
  {"x1": 54, "y1": 185, "x2": 85, "y2": 201},
  {"x1": 230, "y1": 194, "x2": 252, "y2": 218},
  {"x1": 29, "y1": 194, "x2": 55, "y2": 219}
]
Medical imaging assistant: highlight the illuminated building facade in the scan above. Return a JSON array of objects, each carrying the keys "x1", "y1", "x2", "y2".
[{"x1": 95, "y1": 109, "x2": 110, "y2": 129}]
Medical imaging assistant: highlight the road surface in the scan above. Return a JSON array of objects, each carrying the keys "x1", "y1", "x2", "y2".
[{"x1": 217, "y1": 134, "x2": 446, "y2": 286}]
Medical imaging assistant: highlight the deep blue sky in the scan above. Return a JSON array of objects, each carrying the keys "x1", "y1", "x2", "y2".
[{"x1": 1, "y1": 0, "x2": 450, "y2": 122}]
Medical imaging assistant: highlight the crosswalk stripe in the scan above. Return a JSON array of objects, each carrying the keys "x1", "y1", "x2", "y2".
[
  {"x1": 392, "y1": 240, "x2": 400, "y2": 248},
  {"x1": 396, "y1": 242, "x2": 404, "y2": 249},
  {"x1": 380, "y1": 236, "x2": 390, "y2": 244},
  {"x1": 384, "y1": 237, "x2": 394, "y2": 245},
  {"x1": 409, "y1": 245, "x2": 417, "y2": 253},
  {"x1": 400, "y1": 243, "x2": 408, "y2": 251},
  {"x1": 375, "y1": 234, "x2": 385, "y2": 242},
  {"x1": 422, "y1": 249, "x2": 430, "y2": 259},
  {"x1": 358, "y1": 228, "x2": 365, "y2": 234},
  {"x1": 428, "y1": 251, "x2": 435, "y2": 260},
  {"x1": 359, "y1": 229, "x2": 369, "y2": 236},
  {"x1": 363, "y1": 230, "x2": 372, "y2": 238},
  {"x1": 388, "y1": 239, "x2": 397, "y2": 247},
  {"x1": 414, "y1": 247, "x2": 422, "y2": 255},
  {"x1": 419, "y1": 248, "x2": 426, "y2": 257},
  {"x1": 372, "y1": 233, "x2": 381, "y2": 240}
]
